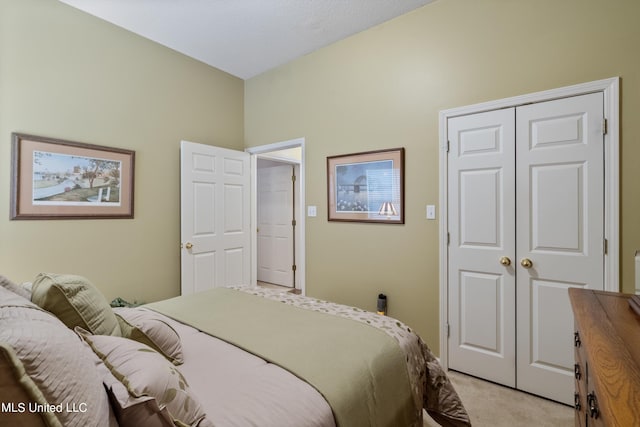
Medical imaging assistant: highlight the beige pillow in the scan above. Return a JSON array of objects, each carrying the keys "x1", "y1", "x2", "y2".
[
  {"x1": 0, "y1": 274, "x2": 31, "y2": 300},
  {"x1": 114, "y1": 307, "x2": 184, "y2": 365},
  {"x1": 105, "y1": 381, "x2": 176, "y2": 427},
  {"x1": 0, "y1": 286, "x2": 115, "y2": 427},
  {"x1": 31, "y1": 273, "x2": 121, "y2": 336},
  {"x1": 0, "y1": 343, "x2": 51, "y2": 427},
  {"x1": 76, "y1": 329, "x2": 208, "y2": 427}
]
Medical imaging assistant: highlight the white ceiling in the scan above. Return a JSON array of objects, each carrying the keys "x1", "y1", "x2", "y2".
[{"x1": 58, "y1": 0, "x2": 434, "y2": 80}]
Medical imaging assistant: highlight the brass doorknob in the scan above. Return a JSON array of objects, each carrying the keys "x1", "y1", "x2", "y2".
[
  {"x1": 185, "y1": 242, "x2": 193, "y2": 250},
  {"x1": 520, "y1": 258, "x2": 533, "y2": 269},
  {"x1": 499, "y1": 256, "x2": 511, "y2": 266}
]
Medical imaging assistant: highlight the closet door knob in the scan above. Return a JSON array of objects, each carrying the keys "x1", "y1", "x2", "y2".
[
  {"x1": 499, "y1": 256, "x2": 511, "y2": 266},
  {"x1": 520, "y1": 258, "x2": 533, "y2": 269},
  {"x1": 185, "y1": 242, "x2": 193, "y2": 250}
]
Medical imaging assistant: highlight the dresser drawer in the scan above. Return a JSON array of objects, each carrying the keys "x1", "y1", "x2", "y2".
[{"x1": 569, "y1": 289, "x2": 640, "y2": 427}]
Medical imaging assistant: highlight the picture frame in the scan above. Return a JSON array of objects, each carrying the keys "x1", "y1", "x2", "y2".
[
  {"x1": 327, "y1": 147, "x2": 404, "y2": 224},
  {"x1": 10, "y1": 133, "x2": 135, "y2": 220}
]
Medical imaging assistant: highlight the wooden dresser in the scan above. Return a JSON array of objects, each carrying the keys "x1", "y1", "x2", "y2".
[{"x1": 569, "y1": 288, "x2": 640, "y2": 426}]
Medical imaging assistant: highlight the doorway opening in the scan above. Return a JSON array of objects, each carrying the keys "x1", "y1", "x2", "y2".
[{"x1": 247, "y1": 138, "x2": 306, "y2": 295}]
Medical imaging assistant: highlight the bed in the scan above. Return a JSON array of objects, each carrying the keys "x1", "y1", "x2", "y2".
[{"x1": 0, "y1": 273, "x2": 470, "y2": 427}]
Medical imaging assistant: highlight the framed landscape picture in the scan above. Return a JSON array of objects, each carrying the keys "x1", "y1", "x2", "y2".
[
  {"x1": 327, "y1": 147, "x2": 404, "y2": 224},
  {"x1": 10, "y1": 133, "x2": 135, "y2": 219}
]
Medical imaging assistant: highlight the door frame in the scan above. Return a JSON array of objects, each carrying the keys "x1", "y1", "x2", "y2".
[
  {"x1": 438, "y1": 77, "x2": 620, "y2": 370},
  {"x1": 246, "y1": 137, "x2": 306, "y2": 295}
]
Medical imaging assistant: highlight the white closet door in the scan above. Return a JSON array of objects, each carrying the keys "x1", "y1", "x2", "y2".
[
  {"x1": 515, "y1": 92, "x2": 604, "y2": 404},
  {"x1": 447, "y1": 108, "x2": 517, "y2": 387},
  {"x1": 447, "y1": 92, "x2": 605, "y2": 404}
]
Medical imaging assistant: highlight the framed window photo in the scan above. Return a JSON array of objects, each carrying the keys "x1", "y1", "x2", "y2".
[
  {"x1": 10, "y1": 133, "x2": 135, "y2": 220},
  {"x1": 327, "y1": 148, "x2": 404, "y2": 224}
]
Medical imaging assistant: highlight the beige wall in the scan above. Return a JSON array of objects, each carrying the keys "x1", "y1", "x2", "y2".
[
  {"x1": 245, "y1": 0, "x2": 640, "y2": 352},
  {"x1": 2, "y1": 0, "x2": 639, "y2": 355},
  {"x1": 0, "y1": 0, "x2": 244, "y2": 302}
]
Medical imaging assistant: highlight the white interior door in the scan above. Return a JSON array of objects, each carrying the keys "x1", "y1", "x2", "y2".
[
  {"x1": 257, "y1": 161, "x2": 294, "y2": 287},
  {"x1": 447, "y1": 108, "x2": 517, "y2": 387},
  {"x1": 447, "y1": 92, "x2": 604, "y2": 404},
  {"x1": 515, "y1": 92, "x2": 604, "y2": 404},
  {"x1": 180, "y1": 141, "x2": 251, "y2": 295}
]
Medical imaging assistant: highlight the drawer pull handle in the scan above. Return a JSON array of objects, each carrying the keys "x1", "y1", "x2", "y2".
[
  {"x1": 574, "y1": 331, "x2": 581, "y2": 347},
  {"x1": 574, "y1": 393, "x2": 581, "y2": 411},
  {"x1": 587, "y1": 392, "x2": 599, "y2": 419},
  {"x1": 574, "y1": 363, "x2": 581, "y2": 380}
]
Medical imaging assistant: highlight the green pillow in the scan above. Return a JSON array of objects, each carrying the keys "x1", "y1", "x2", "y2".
[
  {"x1": 0, "y1": 340, "x2": 56, "y2": 427},
  {"x1": 31, "y1": 273, "x2": 121, "y2": 336},
  {"x1": 0, "y1": 286, "x2": 114, "y2": 427}
]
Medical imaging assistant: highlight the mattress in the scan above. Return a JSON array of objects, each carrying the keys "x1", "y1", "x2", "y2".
[
  {"x1": 161, "y1": 313, "x2": 336, "y2": 427},
  {"x1": 145, "y1": 286, "x2": 470, "y2": 427}
]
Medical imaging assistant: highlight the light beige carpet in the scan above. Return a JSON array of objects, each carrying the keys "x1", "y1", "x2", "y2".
[{"x1": 424, "y1": 371, "x2": 574, "y2": 426}]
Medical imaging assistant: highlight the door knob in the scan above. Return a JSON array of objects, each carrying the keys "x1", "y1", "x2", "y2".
[
  {"x1": 185, "y1": 242, "x2": 193, "y2": 250},
  {"x1": 520, "y1": 258, "x2": 533, "y2": 269},
  {"x1": 499, "y1": 256, "x2": 511, "y2": 266}
]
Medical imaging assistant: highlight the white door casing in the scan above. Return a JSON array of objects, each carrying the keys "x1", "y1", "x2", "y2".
[
  {"x1": 447, "y1": 108, "x2": 517, "y2": 387},
  {"x1": 441, "y1": 80, "x2": 616, "y2": 405},
  {"x1": 515, "y1": 92, "x2": 604, "y2": 403},
  {"x1": 439, "y1": 78, "x2": 619, "y2": 380},
  {"x1": 180, "y1": 141, "x2": 251, "y2": 295},
  {"x1": 257, "y1": 162, "x2": 294, "y2": 287}
]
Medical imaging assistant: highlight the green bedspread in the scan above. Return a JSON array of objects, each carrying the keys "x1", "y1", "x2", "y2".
[{"x1": 146, "y1": 287, "x2": 418, "y2": 427}]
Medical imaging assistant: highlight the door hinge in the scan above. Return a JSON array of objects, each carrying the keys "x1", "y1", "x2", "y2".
[
  {"x1": 446, "y1": 323, "x2": 450, "y2": 338},
  {"x1": 292, "y1": 264, "x2": 297, "y2": 272},
  {"x1": 292, "y1": 174, "x2": 296, "y2": 182},
  {"x1": 292, "y1": 219, "x2": 296, "y2": 227},
  {"x1": 447, "y1": 232, "x2": 450, "y2": 246},
  {"x1": 603, "y1": 118, "x2": 608, "y2": 135},
  {"x1": 603, "y1": 238, "x2": 608, "y2": 255},
  {"x1": 446, "y1": 140, "x2": 450, "y2": 153}
]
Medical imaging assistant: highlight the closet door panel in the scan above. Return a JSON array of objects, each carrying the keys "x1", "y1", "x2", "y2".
[
  {"x1": 447, "y1": 108, "x2": 516, "y2": 387},
  {"x1": 516, "y1": 92, "x2": 604, "y2": 405}
]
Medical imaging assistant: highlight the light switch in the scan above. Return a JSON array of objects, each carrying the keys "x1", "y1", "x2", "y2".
[
  {"x1": 307, "y1": 206, "x2": 317, "y2": 217},
  {"x1": 426, "y1": 205, "x2": 436, "y2": 220}
]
